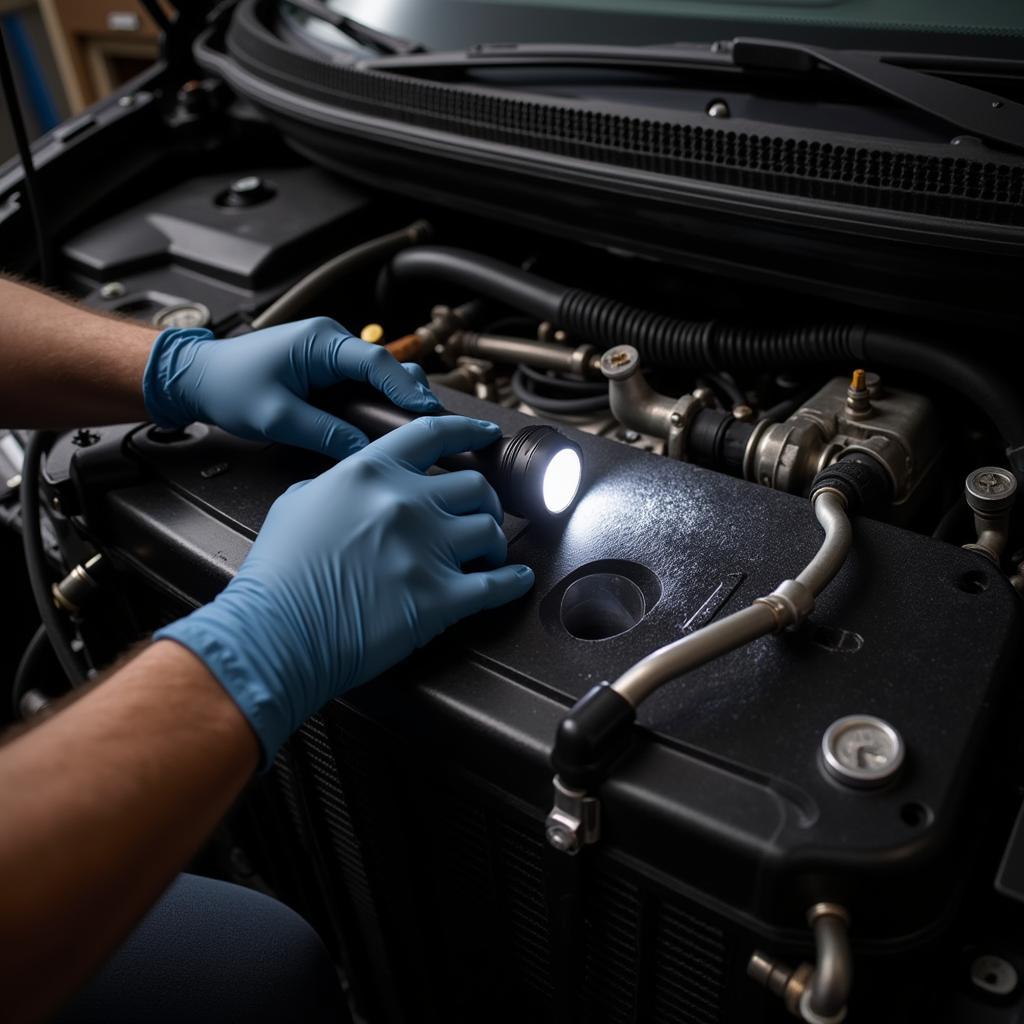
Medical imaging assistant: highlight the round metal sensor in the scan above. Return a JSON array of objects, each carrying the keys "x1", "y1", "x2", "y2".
[{"x1": 822, "y1": 714, "x2": 905, "y2": 788}]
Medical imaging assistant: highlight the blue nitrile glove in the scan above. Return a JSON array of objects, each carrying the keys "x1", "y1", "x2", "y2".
[
  {"x1": 155, "y1": 416, "x2": 535, "y2": 765},
  {"x1": 142, "y1": 317, "x2": 441, "y2": 459}
]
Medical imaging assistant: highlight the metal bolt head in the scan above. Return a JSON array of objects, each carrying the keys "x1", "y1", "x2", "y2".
[
  {"x1": 600, "y1": 344, "x2": 640, "y2": 381},
  {"x1": 732, "y1": 404, "x2": 754, "y2": 422},
  {"x1": 670, "y1": 411, "x2": 684, "y2": 427},
  {"x1": 622, "y1": 429, "x2": 641, "y2": 444},
  {"x1": 100, "y1": 281, "x2": 126, "y2": 300},
  {"x1": 822, "y1": 715, "x2": 904, "y2": 788},
  {"x1": 117, "y1": 94, "x2": 135, "y2": 108},
  {"x1": 706, "y1": 99, "x2": 730, "y2": 118},
  {"x1": 966, "y1": 467, "x2": 1017, "y2": 515},
  {"x1": 546, "y1": 823, "x2": 579, "y2": 854}
]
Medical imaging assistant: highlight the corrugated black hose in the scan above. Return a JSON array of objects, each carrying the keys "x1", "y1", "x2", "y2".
[{"x1": 389, "y1": 247, "x2": 1024, "y2": 480}]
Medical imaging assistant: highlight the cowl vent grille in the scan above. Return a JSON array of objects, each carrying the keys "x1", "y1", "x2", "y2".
[{"x1": 224, "y1": 0, "x2": 1024, "y2": 226}]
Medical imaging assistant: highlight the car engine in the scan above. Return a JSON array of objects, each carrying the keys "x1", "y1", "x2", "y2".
[{"x1": 2, "y1": 3, "x2": 1024, "y2": 1022}]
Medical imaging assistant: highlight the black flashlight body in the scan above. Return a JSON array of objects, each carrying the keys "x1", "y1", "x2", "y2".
[{"x1": 318, "y1": 383, "x2": 582, "y2": 519}]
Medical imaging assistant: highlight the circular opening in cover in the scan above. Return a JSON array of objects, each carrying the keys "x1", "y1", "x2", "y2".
[{"x1": 560, "y1": 573, "x2": 646, "y2": 641}]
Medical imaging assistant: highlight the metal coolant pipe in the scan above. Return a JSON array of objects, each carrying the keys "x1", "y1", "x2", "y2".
[{"x1": 610, "y1": 489, "x2": 852, "y2": 707}]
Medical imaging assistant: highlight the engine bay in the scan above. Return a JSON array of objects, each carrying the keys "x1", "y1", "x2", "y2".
[{"x1": 3, "y1": 15, "x2": 1024, "y2": 1019}]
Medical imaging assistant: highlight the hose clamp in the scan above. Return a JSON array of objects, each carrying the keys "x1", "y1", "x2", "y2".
[{"x1": 545, "y1": 776, "x2": 601, "y2": 855}]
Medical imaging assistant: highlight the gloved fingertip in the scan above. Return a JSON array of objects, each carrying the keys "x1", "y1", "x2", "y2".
[{"x1": 514, "y1": 564, "x2": 535, "y2": 581}]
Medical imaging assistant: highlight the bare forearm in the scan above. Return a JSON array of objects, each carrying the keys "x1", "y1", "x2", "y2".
[
  {"x1": 0, "y1": 640, "x2": 259, "y2": 1023},
  {"x1": 0, "y1": 276, "x2": 155, "y2": 427}
]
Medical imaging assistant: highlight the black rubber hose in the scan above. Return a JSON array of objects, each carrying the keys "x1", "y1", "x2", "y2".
[
  {"x1": 390, "y1": 247, "x2": 1024, "y2": 478},
  {"x1": 11, "y1": 625, "x2": 48, "y2": 718},
  {"x1": 390, "y1": 247, "x2": 563, "y2": 322},
  {"x1": 252, "y1": 220, "x2": 434, "y2": 330},
  {"x1": 20, "y1": 432, "x2": 85, "y2": 685},
  {"x1": 511, "y1": 368, "x2": 609, "y2": 414}
]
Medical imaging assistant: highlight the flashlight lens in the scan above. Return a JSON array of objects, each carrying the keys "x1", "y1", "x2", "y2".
[{"x1": 542, "y1": 447, "x2": 583, "y2": 514}]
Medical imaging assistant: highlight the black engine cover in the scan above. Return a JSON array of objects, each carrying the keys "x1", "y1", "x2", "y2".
[{"x1": 47, "y1": 387, "x2": 1020, "y2": 1021}]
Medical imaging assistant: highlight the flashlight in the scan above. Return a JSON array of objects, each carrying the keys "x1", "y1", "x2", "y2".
[{"x1": 320, "y1": 384, "x2": 584, "y2": 519}]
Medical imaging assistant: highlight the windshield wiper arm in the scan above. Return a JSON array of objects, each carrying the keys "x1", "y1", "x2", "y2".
[
  {"x1": 732, "y1": 37, "x2": 1024, "y2": 153},
  {"x1": 283, "y1": 0, "x2": 425, "y2": 56}
]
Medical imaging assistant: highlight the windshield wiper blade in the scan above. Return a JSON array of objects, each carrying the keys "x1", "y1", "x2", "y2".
[
  {"x1": 361, "y1": 40, "x2": 728, "y2": 73},
  {"x1": 732, "y1": 37, "x2": 1024, "y2": 153},
  {"x1": 283, "y1": 0, "x2": 425, "y2": 56}
]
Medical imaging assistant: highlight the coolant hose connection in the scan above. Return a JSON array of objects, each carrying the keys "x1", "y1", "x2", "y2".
[
  {"x1": 748, "y1": 904, "x2": 852, "y2": 1023},
  {"x1": 545, "y1": 486, "x2": 854, "y2": 854},
  {"x1": 389, "y1": 247, "x2": 1024, "y2": 483}
]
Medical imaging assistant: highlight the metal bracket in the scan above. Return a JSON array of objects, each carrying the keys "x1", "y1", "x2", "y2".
[{"x1": 545, "y1": 776, "x2": 601, "y2": 855}]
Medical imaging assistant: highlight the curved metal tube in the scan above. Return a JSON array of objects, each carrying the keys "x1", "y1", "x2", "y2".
[
  {"x1": 611, "y1": 603, "x2": 776, "y2": 707},
  {"x1": 611, "y1": 490, "x2": 852, "y2": 708},
  {"x1": 806, "y1": 907, "x2": 853, "y2": 1021},
  {"x1": 796, "y1": 491, "x2": 853, "y2": 597}
]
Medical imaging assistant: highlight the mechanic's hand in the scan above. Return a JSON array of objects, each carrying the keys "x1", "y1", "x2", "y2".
[
  {"x1": 155, "y1": 416, "x2": 535, "y2": 765},
  {"x1": 142, "y1": 317, "x2": 441, "y2": 459}
]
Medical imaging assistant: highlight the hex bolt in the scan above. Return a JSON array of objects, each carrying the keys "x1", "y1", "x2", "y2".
[
  {"x1": 822, "y1": 715, "x2": 905, "y2": 787},
  {"x1": 545, "y1": 824, "x2": 578, "y2": 854}
]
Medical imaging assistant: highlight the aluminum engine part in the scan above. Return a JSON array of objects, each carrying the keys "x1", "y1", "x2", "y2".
[{"x1": 747, "y1": 375, "x2": 939, "y2": 507}]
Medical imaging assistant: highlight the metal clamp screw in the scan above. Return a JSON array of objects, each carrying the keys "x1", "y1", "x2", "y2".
[{"x1": 545, "y1": 776, "x2": 600, "y2": 855}]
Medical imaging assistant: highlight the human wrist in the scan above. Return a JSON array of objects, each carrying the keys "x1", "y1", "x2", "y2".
[
  {"x1": 142, "y1": 327, "x2": 216, "y2": 429},
  {"x1": 154, "y1": 582, "x2": 301, "y2": 768}
]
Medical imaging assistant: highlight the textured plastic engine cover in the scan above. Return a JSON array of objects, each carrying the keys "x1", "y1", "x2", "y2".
[{"x1": 52, "y1": 387, "x2": 1020, "y2": 941}]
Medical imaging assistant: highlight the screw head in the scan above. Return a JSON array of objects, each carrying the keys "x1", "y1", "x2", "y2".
[
  {"x1": 117, "y1": 94, "x2": 135, "y2": 108},
  {"x1": 966, "y1": 467, "x2": 1017, "y2": 515},
  {"x1": 822, "y1": 715, "x2": 905, "y2": 788},
  {"x1": 670, "y1": 412, "x2": 684, "y2": 427},
  {"x1": 546, "y1": 824, "x2": 579, "y2": 853},
  {"x1": 706, "y1": 99, "x2": 730, "y2": 118},
  {"x1": 100, "y1": 281, "x2": 126, "y2": 300}
]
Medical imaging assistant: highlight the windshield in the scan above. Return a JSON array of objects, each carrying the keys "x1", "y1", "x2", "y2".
[{"x1": 293, "y1": 0, "x2": 1024, "y2": 57}]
